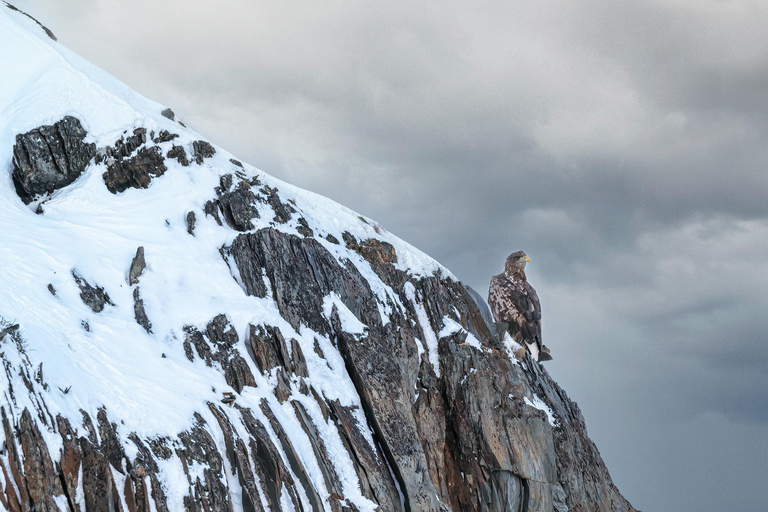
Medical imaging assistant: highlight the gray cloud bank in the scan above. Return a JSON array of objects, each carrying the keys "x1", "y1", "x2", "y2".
[{"x1": 13, "y1": 1, "x2": 768, "y2": 510}]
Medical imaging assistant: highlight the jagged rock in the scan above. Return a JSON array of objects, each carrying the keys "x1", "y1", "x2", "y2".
[
  {"x1": 106, "y1": 127, "x2": 147, "y2": 160},
  {"x1": 192, "y1": 140, "x2": 216, "y2": 164},
  {"x1": 153, "y1": 130, "x2": 178, "y2": 143},
  {"x1": 343, "y1": 233, "x2": 409, "y2": 288},
  {"x1": 11, "y1": 116, "x2": 96, "y2": 203},
  {"x1": 225, "y1": 353, "x2": 255, "y2": 393},
  {"x1": 231, "y1": 228, "x2": 378, "y2": 334},
  {"x1": 134, "y1": 288, "x2": 152, "y2": 333},
  {"x1": 246, "y1": 324, "x2": 308, "y2": 380},
  {"x1": 218, "y1": 181, "x2": 259, "y2": 231},
  {"x1": 273, "y1": 368, "x2": 292, "y2": 403},
  {"x1": 19, "y1": 409, "x2": 64, "y2": 512},
  {"x1": 186, "y1": 211, "x2": 196, "y2": 235},
  {"x1": 161, "y1": 108, "x2": 175, "y2": 120},
  {"x1": 128, "y1": 433, "x2": 170, "y2": 512},
  {"x1": 259, "y1": 400, "x2": 326, "y2": 512},
  {"x1": 0, "y1": 11, "x2": 638, "y2": 511},
  {"x1": 167, "y1": 145, "x2": 190, "y2": 166},
  {"x1": 327, "y1": 399, "x2": 402, "y2": 511},
  {"x1": 80, "y1": 436, "x2": 123, "y2": 512},
  {"x1": 297, "y1": 217, "x2": 314, "y2": 237},
  {"x1": 292, "y1": 401, "x2": 344, "y2": 500},
  {"x1": 96, "y1": 408, "x2": 126, "y2": 472},
  {"x1": 184, "y1": 316, "x2": 255, "y2": 393},
  {"x1": 4, "y1": 3, "x2": 57, "y2": 40},
  {"x1": 56, "y1": 415, "x2": 82, "y2": 512},
  {"x1": 203, "y1": 176, "x2": 260, "y2": 232},
  {"x1": 177, "y1": 414, "x2": 233, "y2": 512},
  {"x1": 261, "y1": 185, "x2": 295, "y2": 224},
  {"x1": 129, "y1": 246, "x2": 147, "y2": 285},
  {"x1": 103, "y1": 146, "x2": 167, "y2": 193},
  {"x1": 238, "y1": 406, "x2": 304, "y2": 512},
  {"x1": 72, "y1": 270, "x2": 114, "y2": 313}
]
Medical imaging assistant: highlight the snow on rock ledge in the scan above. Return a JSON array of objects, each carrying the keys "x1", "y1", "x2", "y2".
[{"x1": 0, "y1": 5, "x2": 637, "y2": 512}]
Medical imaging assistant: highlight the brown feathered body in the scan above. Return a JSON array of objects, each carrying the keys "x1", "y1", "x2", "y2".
[{"x1": 488, "y1": 254, "x2": 550, "y2": 361}]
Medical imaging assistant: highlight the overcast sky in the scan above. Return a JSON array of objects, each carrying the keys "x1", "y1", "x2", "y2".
[{"x1": 13, "y1": 1, "x2": 768, "y2": 510}]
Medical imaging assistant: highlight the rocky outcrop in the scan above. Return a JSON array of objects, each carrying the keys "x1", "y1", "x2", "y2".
[
  {"x1": 72, "y1": 270, "x2": 114, "y2": 313},
  {"x1": 128, "y1": 246, "x2": 147, "y2": 286},
  {"x1": 1, "y1": 219, "x2": 634, "y2": 511},
  {"x1": 204, "y1": 175, "x2": 261, "y2": 232},
  {"x1": 225, "y1": 227, "x2": 636, "y2": 512},
  {"x1": 193, "y1": 140, "x2": 216, "y2": 164},
  {"x1": 11, "y1": 116, "x2": 96, "y2": 204},
  {"x1": 4, "y1": 2, "x2": 57, "y2": 40},
  {"x1": 103, "y1": 146, "x2": 167, "y2": 193},
  {"x1": 2, "y1": 118, "x2": 636, "y2": 512}
]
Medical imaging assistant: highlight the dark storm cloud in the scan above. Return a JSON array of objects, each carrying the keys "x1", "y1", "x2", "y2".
[{"x1": 13, "y1": 1, "x2": 768, "y2": 510}]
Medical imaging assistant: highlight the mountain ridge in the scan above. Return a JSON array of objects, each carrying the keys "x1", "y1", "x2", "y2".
[{"x1": 0, "y1": 5, "x2": 637, "y2": 512}]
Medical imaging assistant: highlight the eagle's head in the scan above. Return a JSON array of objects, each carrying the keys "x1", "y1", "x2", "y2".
[{"x1": 505, "y1": 251, "x2": 531, "y2": 274}]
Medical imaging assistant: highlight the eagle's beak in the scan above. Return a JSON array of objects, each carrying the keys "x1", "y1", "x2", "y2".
[{"x1": 524, "y1": 256, "x2": 532, "y2": 263}]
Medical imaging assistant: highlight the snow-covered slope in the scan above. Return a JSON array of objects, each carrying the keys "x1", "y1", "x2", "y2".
[{"x1": 0, "y1": 5, "x2": 636, "y2": 512}]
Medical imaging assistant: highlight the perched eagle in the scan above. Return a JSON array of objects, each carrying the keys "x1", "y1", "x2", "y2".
[{"x1": 488, "y1": 251, "x2": 552, "y2": 362}]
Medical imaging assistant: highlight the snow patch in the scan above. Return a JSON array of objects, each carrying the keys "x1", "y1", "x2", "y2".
[
  {"x1": 322, "y1": 293, "x2": 366, "y2": 335},
  {"x1": 404, "y1": 283, "x2": 440, "y2": 377},
  {"x1": 439, "y1": 317, "x2": 483, "y2": 350},
  {"x1": 524, "y1": 394, "x2": 559, "y2": 427}
]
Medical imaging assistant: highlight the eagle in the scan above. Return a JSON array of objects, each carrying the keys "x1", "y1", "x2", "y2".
[{"x1": 488, "y1": 251, "x2": 552, "y2": 362}]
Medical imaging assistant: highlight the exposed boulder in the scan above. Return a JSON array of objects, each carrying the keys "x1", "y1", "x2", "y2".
[
  {"x1": 133, "y1": 288, "x2": 152, "y2": 333},
  {"x1": 11, "y1": 116, "x2": 96, "y2": 203},
  {"x1": 103, "y1": 146, "x2": 167, "y2": 193},
  {"x1": 167, "y1": 145, "x2": 189, "y2": 166},
  {"x1": 186, "y1": 211, "x2": 196, "y2": 235},
  {"x1": 193, "y1": 140, "x2": 216, "y2": 164},
  {"x1": 128, "y1": 246, "x2": 147, "y2": 285},
  {"x1": 72, "y1": 270, "x2": 114, "y2": 313},
  {"x1": 204, "y1": 177, "x2": 260, "y2": 232},
  {"x1": 105, "y1": 127, "x2": 147, "y2": 160},
  {"x1": 261, "y1": 185, "x2": 295, "y2": 224},
  {"x1": 153, "y1": 130, "x2": 178, "y2": 144},
  {"x1": 161, "y1": 108, "x2": 175, "y2": 120}
]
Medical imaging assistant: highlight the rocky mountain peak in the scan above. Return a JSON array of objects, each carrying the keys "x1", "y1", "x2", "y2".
[{"x1": 0, "y1": 5, "x2": 636, "y2": 512}]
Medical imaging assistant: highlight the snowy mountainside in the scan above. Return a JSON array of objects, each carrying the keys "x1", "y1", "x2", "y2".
[{"x1": 0, "y1": 5, "x2": 636, "y2": 512}]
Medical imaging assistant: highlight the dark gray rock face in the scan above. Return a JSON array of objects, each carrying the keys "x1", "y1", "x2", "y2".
[
  {"x1": 128, "y1": 246, "x2": 147, "y2": 285},
  {"x1": 204, "y1": 176, "x2": 260, "y2": 231},
  {"x1": 3, "y1": 125, "x2": 635, "y2": 512},
  {"x1": 167, "y1": 145, "x2": 190, "y2": 166},
  {"x1": 193, "y1": 140, "x2": 216, "y2": 164},
  {"x1": 11, "y1": 116, "x2": 96, "y2": 203},
  {"x1": 186, "y1": 211, "x2": 196, "y2": 235},
  {"x1": 133, "y1": 288, "x2": 152, "y2": 333},
  {"x1": 161, "y1": 108, "x2": 175, "y2": 120},
  {"x1": 4, "y1": 3, "x2": 57, "y2": 40},
  {"x1": 1, "y1": 220, "x2": 637, "y2": 512},
  {"x1": 103, "y1": 146, "x2": 167, "y2": 193},
  {"x1": 227, "y1": 227, "x2": 636, "y2": 512},
  {"x1": 72, "y1": 270, "x2": 114, "y2": 313}
]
